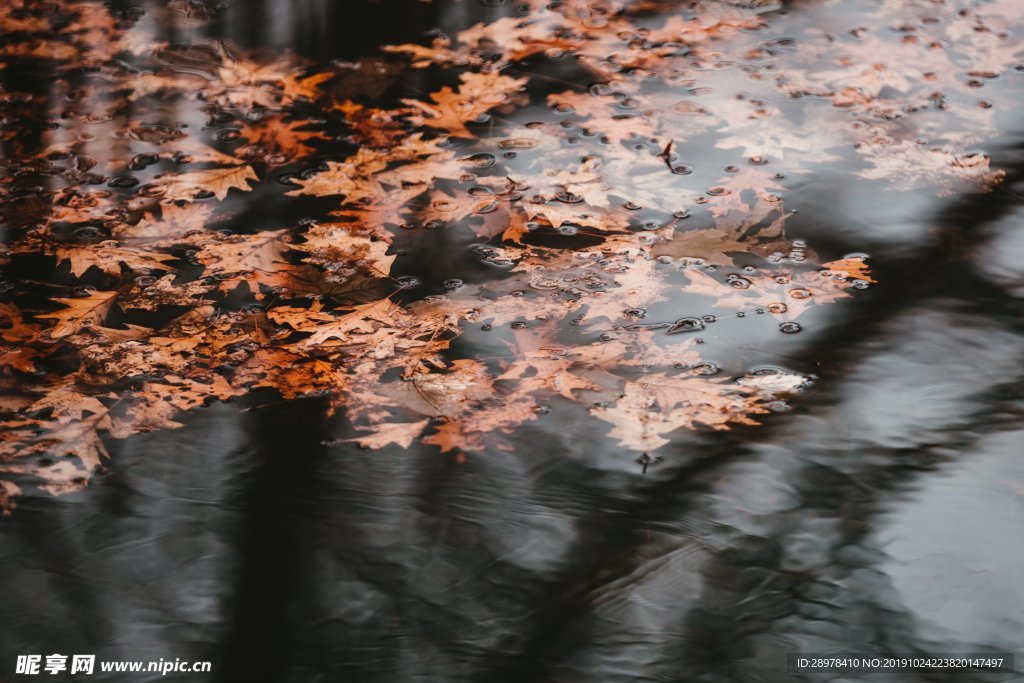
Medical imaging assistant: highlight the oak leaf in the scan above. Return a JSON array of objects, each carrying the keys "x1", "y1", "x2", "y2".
[
  {"x1": 155, "y1": 165, "x2": 259, "y2": 201},
  {"x1": 652, "y1": 227, "x2": 748, "y2": 266},
  {"x1": 38, "y1": 290, "x2": 119, "y2": 338}
]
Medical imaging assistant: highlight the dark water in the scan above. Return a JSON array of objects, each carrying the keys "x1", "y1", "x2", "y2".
[{"x1": 2, "y1": 1, "x2": 1024, "y2": 682}]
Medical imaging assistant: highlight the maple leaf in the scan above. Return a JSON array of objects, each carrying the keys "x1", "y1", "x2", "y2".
[
  {"x1": 193, "y1": 230, "x2": 290, "y2": 294},
  {"x1": 293, "y1": 299, "x2": 404, "y2": 349},
  {"x1": 279, "y1": 71, "x2": 333, "y2": 104},
  {"x1": 547, "y1": 91, "x2": 661, "y2": 143},
  {"x1": 401, "y1": 72, "x2": 528, "y2": 138},
  {"x1": 652, "y1": 227, "x2": 748, "y2": 266},
  {"x1": 291, "y1": 222, "x2": 396, "y2": 278},
  {"x1": 856, "y1": 141, "x2": 1005, "y2": 195},
  {"x1": 37, "y1": 290, "x2": 119, "y2": 338},
  {"x1": 234, "y1": 348, "x2": 346, "y2": 400},
  {"x1": 139, "y1": 376, "x2": 244, "y2": 413},
  {"x1": 0, "y1": 303, "x2": 42, "y2": 343},
  {"x1": 118, "y1": 275, "x2": 210, "y2": 311},
  {"x1": 238, "y1": 118, "x2": 329, "y2": 162},
  {"x1": 286, "y1": 160, "x2": 387, "y2": 201},
  {"x1": 822, "y1": 257, "x2": 876, "y2": 284},
  {"x1": 154, "y1": 165, "x2": 259, "y2": 201},
  {"x1": 382, "y1": 37, "x2": 459, "y2": 68},
  {"x1": 0, "y1": 347, "x2": 40, "y2": 374},
  {"x1": 591, "y1": 372, "x2": 770, "y2": 452},
  {"x1": 736, "y1": 372, "x2": 809, "y2": 395},
  {"x1": 266, "y1": 300, "x2": 339, "y2": 332},
  {"x1": 54, "y1": 243, "x2": 177, "y2": 278},
  {"x1": 115, "y1": 203, "x2": 216, "y2": 243},
  {"x1": 345, "y1": 420, "x2": 430, "y2": 450},
  {"x1": 498, "y1": 356, "x2": 600, "y2": 401},
  {"x1": 336, "y1": 101, "x2": 407, "y2": 148},
  {"x1": 25, "y1": 381, "x2": 115, "y2": 469}
]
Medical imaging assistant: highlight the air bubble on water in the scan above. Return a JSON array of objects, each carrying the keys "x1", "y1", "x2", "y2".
[
  {"x1": 511, "y1": 321, "x2": 527, "y2": 329},
  {"x1": 530, "y1": 277, "x2": 559, "y2": 290},
  {"x1": 852, "y1": 279, "x2": 870, "y2": 289},
  {"x1": 670, "y1": 101, "x2": 710, "y2": 116},
  {"x1": 215, "y1": 129, "x2": 241, "y2": 142},
  {"x1": 706, "y1": 186, "x2": 731, "y2": 196},
  {"x1": 789, "y1": 288, "x2": 812, "y2": 299},
  {"x1": 396, "y1": 276, "x2": 420, "y2": 289},
  {"x1": 778, "y1": 321, "x2": 802, "y2": 333},
  {"x1": 693, "y1": 362, "x2": 720, "y2": 376},
  {"x1": 73, "y1": 226, "x2": 102, "y2": 240},
  {"x1": 443, "y1": 278, "x2": 464, "y2": 291},
  {"x1": 950, "y1": 150, "x2": 989, "y2": 168},
  {"x1": 747, "y1": 155, "x2": 769, "y2": 165},
  {"x1": 474, "y1": 200, "x2": 499, "y2": 214},
  {"x1": 728, "y1": 275, "x2": 752, "y2": 289},
  {"x1": 671, "y1": 164, "x2": 694, "y2": 175},
  {"x1": 624, "y1": 307, "x2": 646, "y2": 319},
  {"x1": 767, "y1": 302, "x2": 788, "y2": 314},
  {"x1": 667, "y1": 317, "x2": 705, "y2": 334},
  {"x1": 558, "y1": 224, "x2": 579, "y2": 235},
  {"x1": 131, "y1": 153, "x2": 159, "y2": 168},
  {"x1": 499, "y1": 138, "x2": 538, "y2": 149},
  {"x1": 463, "y1": 153, "x2": 496, "y2": 168}
]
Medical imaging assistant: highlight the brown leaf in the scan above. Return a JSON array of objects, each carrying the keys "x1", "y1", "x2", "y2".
[
  {"x1": 38, "y1": 290, "x2": 119, "y2": 338},
  {"x1": 155, "y1": 165, "x2": 259, "y2": 201},
  {"x1": 652, "y1": 227, "x2": 748, "y2": 266}
]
